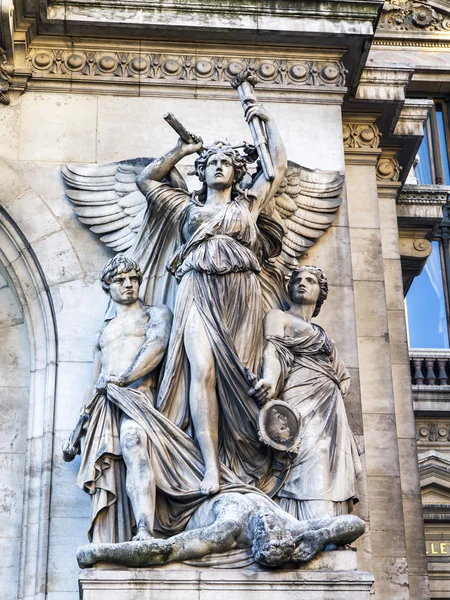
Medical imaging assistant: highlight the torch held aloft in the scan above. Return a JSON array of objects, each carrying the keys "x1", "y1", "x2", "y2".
[{"x1": 231, "y1": 70, "x2": 274, "y2": 181}]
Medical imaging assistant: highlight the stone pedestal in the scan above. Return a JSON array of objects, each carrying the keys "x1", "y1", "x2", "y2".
[{"x1": 79, "y1": 551, "x2": 374, "y2": 600}]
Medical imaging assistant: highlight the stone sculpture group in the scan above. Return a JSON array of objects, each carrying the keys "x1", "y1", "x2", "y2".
[{"x1": 62, "y1": 70, "x2": 364, "y2": 569}]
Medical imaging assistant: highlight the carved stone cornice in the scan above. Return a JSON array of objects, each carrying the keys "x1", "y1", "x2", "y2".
[
  {"x1": 399, "y1": 233, "x2": 433, "y2": 292},
  {"x1": 398, "y1": 185, "x2": 449, "y2": 205},
  {"x1": 379, "y1": 0, "x2": 450, "y2": 32},
  {"x1": 22, "y1": 43, "x2": 347, "y2": 98},
  {"x1": 356, "y1": 66, "x2": 413, "y2": 102},
  {"x1": 394, "y1": 99, "x2": 433, "y2": 137}
]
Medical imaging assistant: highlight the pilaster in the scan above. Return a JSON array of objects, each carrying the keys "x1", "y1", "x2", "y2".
[
  {"x1": 343, "y1": 114, "x2": 411, "y2": 599},
  {"x1": 376, "y1": 150, "x2": 431, "y2": 600}
]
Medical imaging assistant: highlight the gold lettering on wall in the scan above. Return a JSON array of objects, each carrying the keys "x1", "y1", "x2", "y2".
[{"x1": 426, "y1": 541, "x2": 449, "y2": 556}]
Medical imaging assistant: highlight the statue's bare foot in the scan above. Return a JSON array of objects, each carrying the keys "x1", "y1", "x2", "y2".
[
  {"x1": 292, "y1": 530, "x2": 327, "y2": 563},
  {"x1": 200, "y1": 468, "x2": 220, "y2": 495},
  {"x1": 77, "y1": 544, "x2": 99, "y2": 568},
  {"x1": 133, "y1": 528, "x2": 154, "y2": 542}
]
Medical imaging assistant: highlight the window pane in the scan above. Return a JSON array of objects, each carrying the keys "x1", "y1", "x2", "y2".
[
  {"x1": 436, "y1": 104, "x2": 450, "y2": 184},
  {"x1": 406, "y1": 241, "x2": 449, "y2": 348},
  {"x1": 415, "y1": 123, "x2": 433, "y2": 184}
]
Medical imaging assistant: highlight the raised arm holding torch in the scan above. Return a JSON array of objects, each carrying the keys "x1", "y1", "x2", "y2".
[{"x1": 231, "y1": 69, "x2": 275, "y2": 181}]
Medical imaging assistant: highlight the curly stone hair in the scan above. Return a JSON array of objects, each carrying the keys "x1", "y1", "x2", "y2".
[
  {"x1": 251, "y1": 513, "x2": 295, "y2": 567},
  {"x1": 194, "y1": 140, "x2": 248, "y2": 202},
  {"x1": 100, "y1": 254, "x2": 143, "y2": 295},
  {"x1": 287, "y1": 266, "x2": 328, "y2": 318}
]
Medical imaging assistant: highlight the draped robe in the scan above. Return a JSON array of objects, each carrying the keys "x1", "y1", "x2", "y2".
[{"x1": 267, "y1": 326, "x2": 362, "y2": 520}]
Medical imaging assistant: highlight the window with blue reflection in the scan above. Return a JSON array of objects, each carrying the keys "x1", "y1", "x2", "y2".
[
  {"x1": 406, "y1": 241, "x2": 449, "y2": 348},
  {"x1": 436, "y1": 104, "x2": 450, "y2": 184},
  {"x1": 415, "y1": 124, "x2": 433, "y2": 184}
]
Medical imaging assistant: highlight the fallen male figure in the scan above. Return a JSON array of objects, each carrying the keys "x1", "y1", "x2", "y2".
[{"x1": 77, "y1": 490, "x2": 365, "y2": 568}]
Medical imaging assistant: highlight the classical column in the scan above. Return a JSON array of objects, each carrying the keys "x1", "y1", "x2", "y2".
[
  {"x1": 376, "y1": 149, "x2": 430, "y2": 600},
  {"x1": 343, "y1": 114, "x2": 411, "y2": 599}
]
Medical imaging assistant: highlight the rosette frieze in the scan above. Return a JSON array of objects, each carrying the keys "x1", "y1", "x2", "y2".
[{"x1": 20, "y1": 42, "x2": 347, "y2": 100}]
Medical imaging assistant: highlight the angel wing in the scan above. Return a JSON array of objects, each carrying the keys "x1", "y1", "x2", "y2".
[
  {"x1": 62, "y1": 158, "x2": 188, "y2": 308},
  {"x1": 62, "y1": 158, "x2": 187, "y2": 252},
  {"x1": 260, "y1": 160, "x2": 344, "y2": 311}
]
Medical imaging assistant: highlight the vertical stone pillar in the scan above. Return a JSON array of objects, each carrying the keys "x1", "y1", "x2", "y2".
[
  {"x1": 377, "y1": 151, "x2": 430, "y2": 600},
  {"x1": 343, "y1": 115, "x2": 410, "y2": 599}
]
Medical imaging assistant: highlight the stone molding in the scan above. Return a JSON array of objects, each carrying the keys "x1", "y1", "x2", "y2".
[
  {"x1": 356, "y1": 66, "x2": 413, "y2": 102},
  {"x1": 21, "y1": 43, "x2": 347, "y2": 97},
  {"x1": 79, "y1": 562, "x2": 374, "y2": 600},
  {"x1": 398, "y1": 184, "x2": 449, "y2": 205},
  {"x1": 0, "y1": 206, "x2": 57, "y2": 600},
  {"x1": 379, "y1": 0, "x2": 450, "y2": 32},
  {"x1": 46, "y1": 0, "x2": 383, "y2": 32},
  {"x1": 394, "y1": 99, "x2": 433, "y2": 137}
]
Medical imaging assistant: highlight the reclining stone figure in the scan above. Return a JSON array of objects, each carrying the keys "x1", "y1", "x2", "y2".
[{"x1": 77, "y1": 490, "x2": 365, "y2": 568}]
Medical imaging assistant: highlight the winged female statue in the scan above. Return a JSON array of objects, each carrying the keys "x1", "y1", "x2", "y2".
[{"x1": 62, "y1": 71, "x2": 344, "y2": 498}]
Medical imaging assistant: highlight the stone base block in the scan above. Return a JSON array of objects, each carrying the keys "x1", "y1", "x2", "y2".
[{"x1": 79, "y1": 551, "x2": 374, "y2": 600}]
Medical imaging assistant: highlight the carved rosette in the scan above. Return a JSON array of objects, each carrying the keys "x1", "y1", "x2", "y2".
[
  {"x1": 342, "y1": 123, "x2": 380, "y2": 150},
  {"x1": 379, "y1": 0, "x2": 450, "y2": 31},
  {"x1": 26, "y1": 48, "x2": 346, "y2": 88},
  {"x1": 417, "y1": 422, "x2": 450, "y2": 442},
  {"x1": 0, "y1": 47, "x2": 13, "y2": 106},
  {"x1": 376, "y1": 153, "x2": 401, "y2": 181}
]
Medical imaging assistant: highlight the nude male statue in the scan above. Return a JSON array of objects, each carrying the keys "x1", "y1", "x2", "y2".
[
  {"x1": 77, "y1": 490, "x2": 365, "y2": 568},
  {"x1": 63, "y1": 254, "x2": 172, "y2": 543}
]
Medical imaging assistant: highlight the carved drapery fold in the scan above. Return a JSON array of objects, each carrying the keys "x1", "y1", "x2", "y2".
[{"x1": 0, "y1": 46, "x2": 12, "y2": 104}]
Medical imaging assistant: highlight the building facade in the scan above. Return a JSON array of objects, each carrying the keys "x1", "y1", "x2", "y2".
[{"x1": 1, "y1": 1, "x2": 450, "y2": 599}]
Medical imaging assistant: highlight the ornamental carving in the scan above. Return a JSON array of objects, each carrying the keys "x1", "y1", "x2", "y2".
[
  {"x1": 376, "y1": 153, "x2": 401, "y2": 181},
  {"x1": 26, "y1": 48, "x2": 346, "y2": 88},
  {"x1": 379, "y1": 0, "x2": 450, "y2": 32},
  {"x1": 398, "y1": 186, "x2": 449, "y2": 204},
  {"x1": 417, "y1": 423, "x2": 450, "y2": 442},
  {"x1": 342, "y1": 123, "x2": 380, "y2": 150},
  {"x1": 0, "y1": 47, "x2": 13, "y2": 105}
]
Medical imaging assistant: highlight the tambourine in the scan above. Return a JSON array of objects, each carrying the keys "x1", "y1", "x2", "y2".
[{"x1": 257, "y1": 399, "x2": 302, "y2": 454}]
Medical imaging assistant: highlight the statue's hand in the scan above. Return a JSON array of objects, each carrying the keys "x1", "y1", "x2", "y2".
[
  {"x1": 176, "y1": 133, "x2": 203, "y2": 156},
  {"x1": 245, "y1": 102, "x2": 271, "y2": 124},
  {"x1": 94, "y1": 374, "x2": 108, "y2": 394},
  {"x1": 62, "y1": 438, "x2": 79, "y2": 462},
  {"x1": 340, "y1": 378, "x2": 350, "y2": 398},
  {"x1": 249, "y1": 378, "x2": 275, "y2": 406}
]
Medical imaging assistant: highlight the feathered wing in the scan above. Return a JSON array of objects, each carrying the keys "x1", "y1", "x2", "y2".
[
  {"x1": 62, "y1": 158, "x2": 154, "y2": 252},
  {"x1": 260, "y1": 160, "x2": 344, "y2": 311},
  {"x1": 62, "y1": 158, "x2": 188, "y2": 308}
]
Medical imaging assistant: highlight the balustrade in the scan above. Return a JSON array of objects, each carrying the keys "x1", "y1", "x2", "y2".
[{"x1": 410, "y1": 351, "x2": 450, "y2": 386}]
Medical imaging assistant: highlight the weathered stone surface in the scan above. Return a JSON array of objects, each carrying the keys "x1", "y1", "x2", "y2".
[
  {"x1": 353, "y1": 281, "x2": 388, "y2": 338},
  {"x1": 19, "y1": 94, "x2": 97, "y2": 162},
  {"x1": 349, "y1": 228, "x2": 385, "y2": 281},
  {"x1": 79, "y1": 562, "x2": 374, "y2": 600},
  {"x1": 303, "y1": 226, "x2": 353, "y2": 288},
  {"x1": 362, "y1": 415, "x2": 401, "y2": 477},
  {"x1": 0, "y1": 104, "x2": 20, "y2": 161},
  {"x1": 356, "y1": 337, "x2": 395, "y2": 414},
  {"x1": 318, "y1": 284, "x2": 359, "y2": 369}
]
